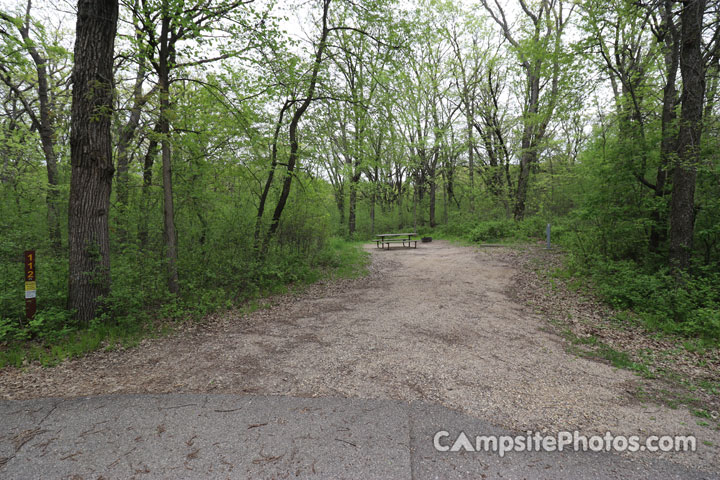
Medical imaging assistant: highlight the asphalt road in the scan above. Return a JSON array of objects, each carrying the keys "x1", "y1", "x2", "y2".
[{"x1": 1, "y1": 394, "x2": 716, "y2": 479}]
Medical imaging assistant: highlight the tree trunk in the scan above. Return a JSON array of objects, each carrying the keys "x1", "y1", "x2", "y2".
[
  {"x1": 42, "y1": 127, "x2": 62, "y2": 252},
  {"x1": 138, "y1": 123, "x2": 161, "y2": 249},
  {"x1": 348, "y1": 177, "x2": 358, "y2": 235},
  {"x1": 669, "y1": 0, "x2": 706, "y2": 272},
  {"x1": 158, "y1": 10, "x2": 179, "y2": 294},
  {"x1": 412, "y1": 187, "x2": 417, "y2": 232},
  {"x1": 480, "y1": 1, "x2": 564, "y2": 222},
  {"x1": 68, "y1": 0, "x2": 118, "y2": 325},
  {"x1": 335, "y1": 184, "x2": 345, "y2": 225},
  {"x1": 514, "y1": 72, "x2": 541, "y2": 220},
  {"x1": 443, "y1": 180, "x2": 448, "y2": 225},
  {"x1": 514, "y1": 150, "x2": 534, "y2": 220},
  {"x1": 465, "y1": 97, "x2": 475, "y2": 212},
  {"x1": 115, "y1": 62, "x2": 148, "y2": 244},
  {"x1": 255, "y1": 100, "x2": 290, "y2": 248},
  {"x1": 159, "y1": 87, "x2": 179, "y2": 293},
  {"x1": 370, "y1": 187, "x2": 375, "y2": 235},
  {"x1": 348, "y1": 158, "x2": 361, "y2": 236},
  {"x1": 429, "y1": 176, "x2": 436, "y2": 228},
  {"x1": 263, "y1": 0, "x2": 330, "y2": 252},
  {"x1": 650, "y1": 0, "x2": 680, "y2": 253}
]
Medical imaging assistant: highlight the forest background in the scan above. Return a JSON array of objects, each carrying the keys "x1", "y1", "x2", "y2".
[{"x1": 1, "y1": 0, "x2": 719, "y2": 366}]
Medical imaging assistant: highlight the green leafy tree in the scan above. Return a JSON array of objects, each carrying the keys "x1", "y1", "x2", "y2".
[{"x1": 0, "y1": 1, "x2": 73, "y2": 251}]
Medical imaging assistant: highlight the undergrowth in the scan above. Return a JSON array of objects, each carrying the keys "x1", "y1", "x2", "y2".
[{"x1": 0, "y1": 238, "x2": 368, "y2": 368}]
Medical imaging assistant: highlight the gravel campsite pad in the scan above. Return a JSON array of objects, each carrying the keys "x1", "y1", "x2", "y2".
[{"x1": 1, "y1": 241, "x2": 718, "y2": 473}]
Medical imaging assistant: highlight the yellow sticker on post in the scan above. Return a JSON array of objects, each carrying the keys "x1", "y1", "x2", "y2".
[{"x1": 25, "y1": 281, "x2": 36, "y2": 299}]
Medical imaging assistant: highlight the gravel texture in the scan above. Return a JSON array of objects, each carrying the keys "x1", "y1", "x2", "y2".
[{"x1": 1, "y1": 240, "x2": 718, "y2": 473}]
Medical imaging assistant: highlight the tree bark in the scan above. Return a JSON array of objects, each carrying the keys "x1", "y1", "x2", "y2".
[
  {"x1": 514, "y1": 71, "x2": 541, "y2": 220},
  {"x1": 336, "y1": 184, "x2": 345, "y2": 225},
  {"x1": 412, "y1": 186, "x2": 417, "y2": 232},
  {"x1": 481, "y1": 0, "x2": 565, "y2": 221},
  {"x1": 669, "y1": 0, "x2": 706, "y2": 272},
  {"x1": 68, "y1": 0, "x2": 119, "y2": 325},
  {"x1": 649, "y1": 0, "x2": 680, "y2": 253},
  {"x1": 255, "y1": 100, "x2": 291, "y2": 248},
  {"x1": 158, "y1": 7, "x2": 179, "y2": 294},
  {"x1": 370, "y1": 182, "x2": 376, "y2": 235},
  {"x1": 160, "y1": 105, "x2": 178, "y2": 293},
  {"x1": 442, "y1": 167, "x2": 448, "y2": 225},
  {"x1": 138, "y1": 123, "x2": 161, "y2": 249},
  {"x1": 429, "y1": 174, "x2": 436, "y2": 228},
  {"x1": 348, "y1": 177, "x2": 358, "y2": 235},
  {"x1": 466, "y1": 103, "x2": 475, "y2": 212}
]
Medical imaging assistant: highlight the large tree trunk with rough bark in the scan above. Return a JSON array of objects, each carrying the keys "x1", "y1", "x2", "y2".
[
  {"x1": 68, "y1": 0, "x2": 119, "y2": 325},
  {"x1": 669, "y1": 0, "x2": 706, "y2": 272}
]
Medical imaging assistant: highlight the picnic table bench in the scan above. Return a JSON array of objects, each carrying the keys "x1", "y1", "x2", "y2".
[{"x1": 375, "y1": 233, "x2": 418, "y2": 250}]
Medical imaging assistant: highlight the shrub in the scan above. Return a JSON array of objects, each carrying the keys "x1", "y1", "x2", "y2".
[
  {"x1": 468, "y1": 220, "x2": 518, "y2": 242},
  {"x1": 565, "y1": 255, "x2": 720, "y2": 343}
]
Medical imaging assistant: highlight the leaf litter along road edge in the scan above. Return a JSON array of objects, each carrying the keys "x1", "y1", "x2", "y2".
[{"x1": 500, "y1": 244, "x2": 720, "y2": 419}]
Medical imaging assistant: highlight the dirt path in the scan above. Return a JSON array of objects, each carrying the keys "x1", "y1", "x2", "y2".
[{"x1": 1, "y1": 241, "x2": 718, "y2": 472}]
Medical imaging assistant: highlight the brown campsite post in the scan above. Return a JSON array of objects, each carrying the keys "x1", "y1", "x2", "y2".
[{"x1": 24, "y1": 250, "x2": 36, "y2": 319}]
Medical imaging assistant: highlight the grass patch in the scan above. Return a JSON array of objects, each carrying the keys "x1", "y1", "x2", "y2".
[
  {"x1": 554, "y1": 322, "x2": 657, "y2": 380},
  {"x1": 0, "y1": 317, "x2": 153, "y2": 368},
  {"x1": 322, "y1": 238, "x2": 370, "y2": 279},
  {"x1": 698, "y1": 380, "x2": 720, "y2": 395},
  {"x1": 693, "y1": 408, "x2": 712, "y2": 419},
  {"x1": 572, "y1": 334, "x2": 599, "y2": 346},
  {"x1": 589, "y1": 345, "x2": 656, "y2": 378},
  {"x1": 596, "y1": 345, "x2": 633, "y2": 368}
]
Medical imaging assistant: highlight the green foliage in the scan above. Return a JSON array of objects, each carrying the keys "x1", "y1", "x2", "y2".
[
  {"x1": 561, "y1": 255, "x2": 720, "y2": 343},
  {"x1": 468, "y1": 220, "x2": 517, "y2": 242},
  {"x1": 25, "y1": 308, "x2": 76, "y2": 342},
  {"x1": 2, "y1": 0, "x2": 719, "y2": 372},
  {"x1": 432, "y1": 215, "x2": 548, "y2": 244},
  {"x1": 314, "y1": 237, "x2": 370, "y2": 278},
  {"x1": 0, "y1": 235, "x2": 367, "y2": 367}
]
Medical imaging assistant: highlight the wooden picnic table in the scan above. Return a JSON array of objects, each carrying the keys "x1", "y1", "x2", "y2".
[{"x1": 375, "y1": 232, "x2": 418, "y2": 250}]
